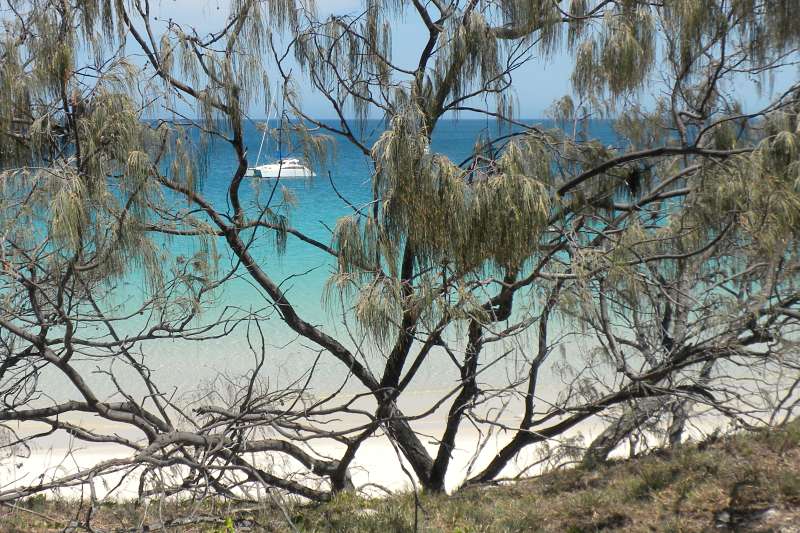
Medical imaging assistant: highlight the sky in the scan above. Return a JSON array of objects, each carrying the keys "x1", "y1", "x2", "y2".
[
  {"x1": 112, "y1": 1, "x2": 798, "y2": 118},
  {"x1": 141, "y1": 0, "x2": 572, "y2": 117}
]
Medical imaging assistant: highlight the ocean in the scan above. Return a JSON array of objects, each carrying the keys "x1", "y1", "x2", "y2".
[
  {"x1": 46, "y1": 119, "x2": 619, "y2": 399},
  {"x1": 20, "y1": 119, "x2": 620, "y2": 493}
]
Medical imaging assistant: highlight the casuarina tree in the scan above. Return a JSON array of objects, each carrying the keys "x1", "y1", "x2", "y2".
[{"x1": 0, "y1": 0, "x2": 799, "y2": 509}]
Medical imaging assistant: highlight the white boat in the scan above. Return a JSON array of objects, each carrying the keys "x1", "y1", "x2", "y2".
[
  {"x1": 245, "y1": 158, "x2": 315, "y2": 178},
  {"x1": 246, "y1": 109, "x2": 315, "y2": 179}
]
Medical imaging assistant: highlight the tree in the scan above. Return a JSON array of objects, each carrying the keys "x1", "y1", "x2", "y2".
[{"x1": 0, "y1": 0, "x2": 799, "y2": 511}]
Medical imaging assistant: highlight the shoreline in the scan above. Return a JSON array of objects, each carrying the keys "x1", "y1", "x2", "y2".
[
  {"x1": 3, "y1": 396, "x2": 600, "y2": 500},
  {"x1": 4, "y1": 425, "x2": 496, "y2": 499}
]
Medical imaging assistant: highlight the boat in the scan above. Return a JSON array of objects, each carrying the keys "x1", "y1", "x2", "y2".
[
  {"x1": 245, "y1": 158, "x2": 315, "y2": 178},
  {"x1": 246, "y1": 109, "x2": 315, "y2": 179}
]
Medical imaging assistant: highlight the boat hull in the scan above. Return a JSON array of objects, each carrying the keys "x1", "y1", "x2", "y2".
[{"x1": 245, "y1": 164, "x2": 315, "y2": 179}]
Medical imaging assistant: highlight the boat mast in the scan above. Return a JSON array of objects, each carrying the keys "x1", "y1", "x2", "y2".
[
  {"x1": 254, "y1": 112, "x2": 271, "y2": 167},
  {"x1": 254, "y1": 91, "x2": 276, "y2": 167}
]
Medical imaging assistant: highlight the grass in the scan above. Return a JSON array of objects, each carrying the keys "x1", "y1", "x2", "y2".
[{"x1": 3, "y1": 420, "x2": 800, "y2": 532}]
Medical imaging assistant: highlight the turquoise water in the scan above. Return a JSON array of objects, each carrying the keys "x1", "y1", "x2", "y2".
[
  {"x1": 197, "y1": 119, "x2": 617, "y2": 325},
  {"x1": 50, "y1": 119, "x2": 619, "y2": 398}
]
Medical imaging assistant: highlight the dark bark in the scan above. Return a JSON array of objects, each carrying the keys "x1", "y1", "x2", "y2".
[
  {"x1": 428, "y1": 318, "x2": 483, "y2": 492},
  {"x1": 582, "y1": 398, "x2": 667, "y2": 469}
]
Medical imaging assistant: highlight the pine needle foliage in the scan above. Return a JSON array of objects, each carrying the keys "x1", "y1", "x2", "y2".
[{"x1": 1, "y1": 0, "x2": 799, "y2": 503}]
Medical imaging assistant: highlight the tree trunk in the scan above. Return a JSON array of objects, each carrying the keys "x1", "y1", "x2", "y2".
[{"x1": 582, "y1": 398, "x2": 665, "y2": 468}]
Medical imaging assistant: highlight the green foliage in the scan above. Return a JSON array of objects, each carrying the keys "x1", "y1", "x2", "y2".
[
  {"x1": 214, "y1": 516, "x2": 237, "y2": 533},
  {"x1": 0, "y1": 0, "x2": 799, "y2": 506},
  {"x1": 573, "y1": 4, "x2": 655, "y2": 99}
]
